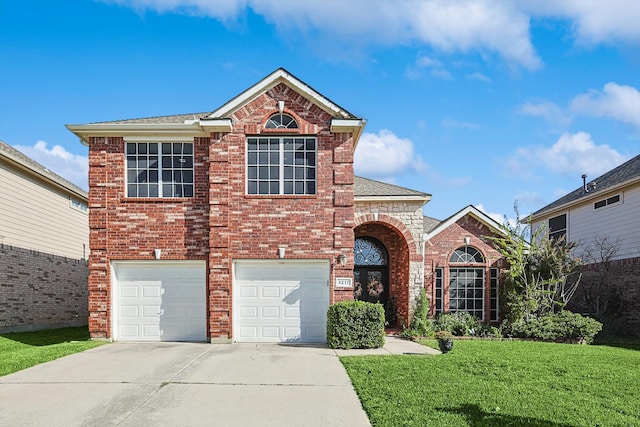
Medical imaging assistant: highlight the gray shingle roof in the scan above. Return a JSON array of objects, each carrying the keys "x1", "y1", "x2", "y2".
[
  {"x1": 532, "y1": 153, "x2": 640, "y2": 217},
  {"x1": 354, "y1": 176, "x2": 431, "y2": 198},
  {"x1": 93, "y1": 112, "x2": 209, "y2": 125},
  {"x1": 423, "y1": 215, "x2": 442, "y2": 233},
  {"x1": 0, "y1": 141, "x2": 87, "y2": 199}
]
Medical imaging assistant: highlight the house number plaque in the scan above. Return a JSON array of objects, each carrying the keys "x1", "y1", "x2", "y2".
[{"x1": 335, "y1": 277, "x2": 353, "y2": 288}]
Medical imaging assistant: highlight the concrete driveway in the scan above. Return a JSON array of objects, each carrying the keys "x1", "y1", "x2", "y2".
[{"x1": 0, "y1": 343, "x2": 372, "y2": 427}]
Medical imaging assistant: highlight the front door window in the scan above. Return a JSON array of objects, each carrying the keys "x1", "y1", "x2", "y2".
[{"x1": 353, "y1": 237, "x2": 389, "y2": 306}]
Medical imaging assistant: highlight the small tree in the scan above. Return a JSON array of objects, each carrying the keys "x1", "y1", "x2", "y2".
[{"x1": 489, "y1": 204, "x2": 583, "y2": 323}]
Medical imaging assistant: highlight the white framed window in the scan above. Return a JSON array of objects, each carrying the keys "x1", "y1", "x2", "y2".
[
  {"x1": 246, "y1": 137, "x2": 317, "y2": 195},
  {"x1": 548, "y1": 213, "x2": 567, "y2": 242},
  {"x1": 594, "y1": 194, "x2": 621, "y2": 210},
  {"x1": 126, "y1": 142, "x2": 194, "y2": 198},
  {"x1": 70, "y1": 198, "x2": 88, "y2": 213},
  {"x1": 490, "y1": 268, "x2": 499, "y2": 322},
  {"x1": 449, "y1": 268, "x2": 484, "y2": 320},
  {"x1": 265, "y1": 113, "x2": 298, "y2": 129}
]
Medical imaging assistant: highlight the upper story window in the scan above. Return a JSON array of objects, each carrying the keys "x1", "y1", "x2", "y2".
[
  {"x1": 450, "y1": 246, "x2": 484, "y2": 263},
  {"x1": 126, "y1": 142, "x2": 194, "y2": 198},
  {"x1": 246, "y1": 137, "x2": 316, "y2": 195},
  {"x1": 548, "y1": 213, "x2": 567, "y2": 242},
  {"x1": 594, "y1": 194, "x2": 621, "y2": 210},
  {"x1": 265, "y1": 113, "x2": 298, "y2": 129}
]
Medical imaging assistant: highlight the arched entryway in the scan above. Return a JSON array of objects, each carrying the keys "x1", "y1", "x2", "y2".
[{"x1": 353, "y1": 237, "x2": 389, "y2": 306}]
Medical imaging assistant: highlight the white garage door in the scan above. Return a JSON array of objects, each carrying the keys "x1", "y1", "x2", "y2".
[
  {"x1": 113, "y1": 261, "x2": 206, "y2": 342},
  {"x1": 234, "y1": 260, "x2": 330, "y2": 343}
]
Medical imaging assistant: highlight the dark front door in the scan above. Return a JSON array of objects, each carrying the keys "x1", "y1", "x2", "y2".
[{"x1": 354, "y1": 267, "x2": 389, "y2": 306}]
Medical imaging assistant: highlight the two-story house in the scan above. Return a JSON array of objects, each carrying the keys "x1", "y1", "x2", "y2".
[
  {"x1": 530, "y1": 154, "x2": 640, "y2": 335},
  {"x1": 68, "y1": 68, "x2": 507, "y2": 343},
  {"x1": 0, "y1": 141, "x2": 89, "y2": 333}
]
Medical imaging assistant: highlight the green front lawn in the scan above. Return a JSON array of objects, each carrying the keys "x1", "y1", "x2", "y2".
[
  {"x1": 0, "y1": 327, "x2": 105, "y2": 376},
  {"x1": 341, "y1": 339, "x2": 640, "y2": 427}
]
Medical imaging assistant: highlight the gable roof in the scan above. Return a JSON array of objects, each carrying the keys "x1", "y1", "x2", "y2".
[
  {"x1": 423, "y1": 215, "x2": 441, "y2": 233},
  {"x1": 354, "y1": 176, "x2": 431, "y2": 203},
  {"x1": 531, "y1": 153, "x2": 640, "y2": 219},
  {"x1": 424, "y1": 205, "x2": 505, "y2": 241},
  {"x1": 67, "y1": 68, "x2": 366, "y2": 146},
  {"x1": 0, "y1": 141, "x2": 87, "y2": 200}
]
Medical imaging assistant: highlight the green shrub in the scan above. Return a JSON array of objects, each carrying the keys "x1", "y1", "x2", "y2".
[
  {"x1": 409, "y1": 288, "x2": 433, "y2": 337},
  {"x1": 509, "y1": 311, "x2": 603, "y2": 344},
  {"x1": 435, "y1": 311, "x2": 482, "y2": 336},
  {"x1": 326, "y1": 300, "x2": 385, "y2": 349}
]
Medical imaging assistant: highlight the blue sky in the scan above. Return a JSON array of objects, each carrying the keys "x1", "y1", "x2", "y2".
[{"x1": 1, "y1": 0, "x2": 639, "y2": 222}]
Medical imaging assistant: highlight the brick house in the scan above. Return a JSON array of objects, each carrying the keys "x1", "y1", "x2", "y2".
[{"x1": 67, "y1": 68, "x2": 507, "y2": 342}]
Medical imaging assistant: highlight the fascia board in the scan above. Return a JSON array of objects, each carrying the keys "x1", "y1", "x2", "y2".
[
  {"x1": 529, "y1": 177, "x2": 640, "y2": 222},
  {"x1": 207, "y1": 69, "x2": 354, "y2": 120},
  {"x1": 355, "y1": 195, "x2": 431, "y2": 203},
  {"x1": 331, "y1": 118, "x2": 367, "y2": 147},
  {"x1": 425, "y1": 206, "x2": 505, "y2": 241},
  {"x1": 66, "y1": 123, "x2": 211, "y2": 146}
]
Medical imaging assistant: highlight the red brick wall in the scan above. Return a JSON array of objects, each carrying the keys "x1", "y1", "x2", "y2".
[
  {"x1": 424, "y1": 214, "x2": 505, "y2": 322},
  {"x1": 87, "y1": 83, "x2": 355, "y2": 340}
]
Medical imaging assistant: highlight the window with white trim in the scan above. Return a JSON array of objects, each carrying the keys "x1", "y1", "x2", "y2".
[
  {"x1": 448, "y1": 246, "x2": 485, "y2": 320},
  {"x1": 246, "y1": 137, "x2": 317, "y2": 195},
  {"x1": 435, "y1": 267, "x2": 443, "y2": 315},
  {"x1": 490, "y1": 268, "x2": 499, "y2": 322},
  {"x1": 265, "y1": 113, "x2": 298, "y2": 129},
  {"x1": 126, "y1": 142, "x2": 194, "y2": 198},
  {"x1": 548, "y1": 214, "x2": 567, "y2": 242},
  {"x1": 594, "y1": 194, "x2": 620, "y2": 210}
]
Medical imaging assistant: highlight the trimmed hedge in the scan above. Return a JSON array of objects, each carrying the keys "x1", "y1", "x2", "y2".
[
  {"x1": 508, "y1": 311, "x2": 603, "y2": 344},
  {"x1": 326, "y1": 300, "x2": 385, "y2": 349}
]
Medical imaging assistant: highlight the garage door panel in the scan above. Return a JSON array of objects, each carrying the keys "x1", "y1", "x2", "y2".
[
  {"x1": 234, "y1": 261, "x2": 329, "y2": 343},
  {"x1": 114, "y1": 262, "x2": 206, "y2": 342}
]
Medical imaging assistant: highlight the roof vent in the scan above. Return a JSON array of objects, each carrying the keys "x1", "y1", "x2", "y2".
[{"x1": 582, "y1": 174, "x2": 588, "y2": 193}]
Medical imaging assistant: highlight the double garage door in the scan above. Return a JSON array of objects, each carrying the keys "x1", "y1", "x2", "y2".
[
  {"x1": 234, "y1": 260, "x2": 330, "y2": 343},
  {"x1": 113, "y1": 260, "x2": 330, "y2": 343},
  {"x1": 113, "y1": 261, "x2": 207, "y2": 342}
]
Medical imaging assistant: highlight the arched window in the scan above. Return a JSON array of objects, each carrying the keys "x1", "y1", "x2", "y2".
[
  {"x1": 448, "y1": 246, "x2": 485, "y2": 320},
  {"x1": 354, "y1": 237, "x2": 388, "y2": 266},
  {"x1": 265, "y1": 113, "x2": 298, "y2": 129},
  {"x1": 450, "y1": 246, "x2": 484, "y2": 263}
]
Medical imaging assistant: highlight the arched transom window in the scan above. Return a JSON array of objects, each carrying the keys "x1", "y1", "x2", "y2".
[
  {"x1": 265, "y1": 113, "x2": 298, "y2": 129},
  {"x1": 450, "y1": 246, "x2": 484, "y2": 263},
  {"x1": 354, "y1": 237, "x2": 388, "y2": 266}
]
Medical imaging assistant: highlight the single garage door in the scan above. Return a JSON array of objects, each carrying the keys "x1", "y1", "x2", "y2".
[
  {"x1": 113, "y1": 261, "x2": 206, "y2": 342},
  {"x1": 234, "y1": 260, "x2": 330, "y2": 343}
]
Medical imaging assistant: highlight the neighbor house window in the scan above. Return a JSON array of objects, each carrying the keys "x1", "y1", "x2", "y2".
[
  {"x1": 449, "y1": 246, "x2": 485, "y2": 320},
  {"x1": 435, "y1": 268, "x2": 443, "y2": 315},
  {"x1": 548, "y1": 214, "x2": 567, "y2": 242},
  {"x1": 490, "y1": 268, "x2": 499, "y2": 322},
  {"x1": 594, "y1": 194, "x2": 621, "y2": 210},
  {"x1": 246, "y1": 137, "x2": 316, "y2": 195},
  {"x1": 126, "y1": 142, "x2": 194, "y2": 198}
]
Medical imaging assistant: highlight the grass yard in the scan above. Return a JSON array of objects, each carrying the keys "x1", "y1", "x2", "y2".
[
  {"x1": 341, "y1": 339, "x2": 640, "y2": 427},
  {"x1": 0, "y1": 327, "x2": 105, "y2": 376}
]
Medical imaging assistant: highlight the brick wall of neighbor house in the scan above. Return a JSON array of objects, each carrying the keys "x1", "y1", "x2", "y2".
[
  {"x1": 207, "y1": 83, "x2": 355, "y2": 340},
  {"x1": 0, "y1": 244, "x2": 88, "y2": 333},
  {"x1": 568, "y1": 256, "x2": 640, "y2": 337},
  {"x1": 423, "y1": 215, "x2": 505, "y2": 321}
]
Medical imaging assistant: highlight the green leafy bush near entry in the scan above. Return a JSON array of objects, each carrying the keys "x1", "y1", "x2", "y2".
[
  {"x1": 508, "y1": 310, "x2": 603, "y2": 344},
  {"x1": 327, "y1": 300, "x2": 385, "y2": 349}
]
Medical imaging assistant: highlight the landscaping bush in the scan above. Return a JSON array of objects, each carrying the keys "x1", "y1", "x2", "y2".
[
  {"x1": 407, "y1": 288, "x2": 434, "y2": 337},
  {"x1": 434, "y1": 311, "x2": 482, "y2": 336},
  {"x1": 508, "y1": 311, "x2": 602, "y2": 344},
  {"x1": 326, "y1": 300, "x2": 385, "y2": 349}
]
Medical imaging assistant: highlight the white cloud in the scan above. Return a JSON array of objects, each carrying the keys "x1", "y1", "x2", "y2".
[
  {"x1": 518, "y1": 101, "x2": 572, "y2": 127},
  {"x1": 13, "y1": 141, "x2": 88, "y2": 190},
  {"x1": 406, "y1": 55, "x2": 452, "y2": 80},
  {"x1": 354, "y1": 130, "x2": 425, "y2": 178},
  {"x1": 476, "y1": 204, "x2": 508, "y2": 226},
  {"x1": 104, "y1": 0, "x2": 541, "y2": 69},
  {"x1": 570, "y1": 82, "x2": 640, "y2": 130},
  {"x1": 522, "y1": 0, "x2": 640, "y2": 46},
  {"x1": 506, "y1": 132, "x2": 627, "y2": 178},
  {"x1": 466, "y1": 72, "x2": 492, "y2": 83}
]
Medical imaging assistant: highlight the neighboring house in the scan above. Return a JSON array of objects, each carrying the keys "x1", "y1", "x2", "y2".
[
  {"x1": 530, "y1": 154, "x2": 640, "y2": 336},
  {"x1": 0, "y1": 141, "x2": 89, "y2": 333},
  {"x1": 67, "y1": 68, "x2": 507, "y2": 343}
]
